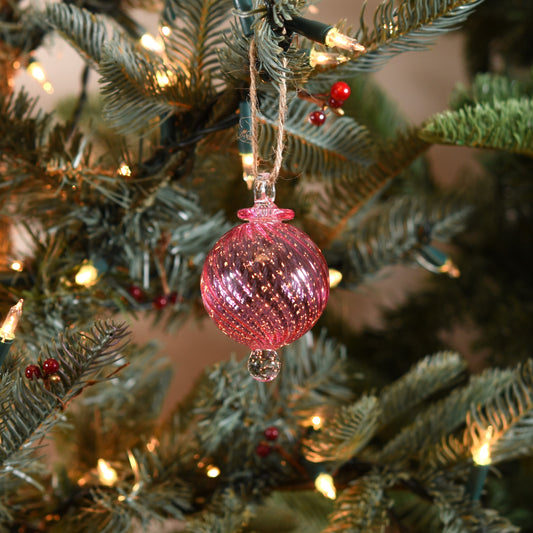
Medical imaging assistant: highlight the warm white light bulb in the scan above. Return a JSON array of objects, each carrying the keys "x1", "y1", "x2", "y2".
[
  {"x1": 309, "y1": 49, "x2": 349, "y2": 68},
  {"x1": 117, "y1": 163, "x2": 132, "y2": 177},
  {"x1": 315, "y1": 473, "x2": 336, "y2": 500},
  {"x1": 328, "y1": 269, "x2": 342, "y2": 288},
  {"x1": 10, "y1": 261, "x2": 23, "y2": 272},
  {"x1": 140, "y1": 33, "x2": 163, "y2": 52},
  {"x1": 161, "y1": 25, "x2": 171, "y2": 37},
  {"x1": 472, "y1": 426, "x2": 493, "y2": 466},
  {"x1": 75, "y1": 263, "x2": 99, "y2": 287},
  {"x1": 325, "y1": 28, "x2": 366, "y2": 53},
  {"x1": 241, "y1": 153, "x2": 255, "y2": 189},
  {"x1": 0, "y1": 299, "x2": 23, "y2": 340},
  {"x1": 27, "y1": 62, "x2": 54, "y2": 94},
  {"x1": 440, "y1": 259, "x2": 461, "y2": 278},
  {"x1": 206, "y1": 465, "x2": 221, "y2": 478},
  {"x1": 97, "y1": 459, "x2": 118, "y2": 486},
  {"x1": 28, "y1": 62, "x2": 45, "y2": 81}
]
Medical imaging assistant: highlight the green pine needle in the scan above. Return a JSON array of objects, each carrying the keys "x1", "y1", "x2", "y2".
[
  {"x1": 0, "y1": 321, "x2": 130, "y2": 474},
  {"x1": 450, "y1": 72, "x2": 533, "y2": 110},
  {"x1": 258, "y1": 93, "x2": 374, "y2": 178},
  {"x1": 303, "y1": 395, "x2": 381, "y2": 464},
  {"x1": 46, "y1": 4, "x2": 112, "y2": 69},
  {"x1": 379, "y1": 351, "x2": 466, "y2": 427},
  {"x1": 323, "y1": 475, "x2": 391, "y2": 533},
  {"x1": 162, "y1": 0, "x2": 232, "y2": 85},
  {"x1": 306, "y1": 130, "x2": 429, "y2": 245},
  {"x1": 379, "y1": 367, "x2": 517, "y2": 463},
  {"x1": 338, "y1": 194, "x2": 471, "y2": 286},
  {"x1": 345, "y1": 0, "x2": 485, "y2": 74},
  {"x1": 420, "y1": 98, "x2": 533, "y2": 156}
]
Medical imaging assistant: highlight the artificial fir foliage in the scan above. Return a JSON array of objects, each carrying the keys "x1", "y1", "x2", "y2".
[{"x1": 0, "y1": 0, "x2": 532, "y2": 531}]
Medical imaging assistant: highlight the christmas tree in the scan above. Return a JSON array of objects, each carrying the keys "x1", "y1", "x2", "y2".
[{"x1": 1, "y1": 0, "x2": 532, "y2": 531}]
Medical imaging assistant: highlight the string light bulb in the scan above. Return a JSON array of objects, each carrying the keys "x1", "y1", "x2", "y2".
[
  {"x1": 472, "y1": 426, "x2": 493, "y2": 466},
  {"x1": 311, "y1": 415, "x2": 323, "y2": 430},
  {"x1": 161, "y1": 25, "x2": 171, "y2": 37},
  {"x1": 0, "y1": 299, "x2": 23, "y2": 341},
  {"x1": 206, "y1": 465, "x2": 221, "y2": 478},
  {"x1": 415, "y1": 245, "x2": 460, "y2": 278},
  {"x1": 285, "y1": 16, "x2": 365, "y2": 55},
  {"x1": 75, "y1": 262, "x2": 99, "y2": 287},
  {"x1": 241, "y1": 153, "x2": 255, "y2": 189},
  {"x1": 238, "y1": 101, "x2": 254, "y2": 189},
  {"x1": 324, "y1": 28, "x2": 366, "y2": 53},
  {"x1": 97, "y1": 459, "x2": 118, "y2": 487},
  {"x1": 308, "y1": 48, "x2": 349, "y2": 68},
  {"x1": 140, "y1": 33, "x2": 164, "y2": 52},
  {"x1": 10, "y1": 261, "x2": 23, "y2": 272},
  {"x1": 328, "y1": 269, "x2": 342, "y2": 288},
  {"x1": 117, "y1": 163, "x2": 132, "y2": 177},
  {"x1": 27, "y1": 60, "x2": 54, "y2": 94},
  {"x1": 315, "y1": 473, "x2": 336, "y2": 500}
]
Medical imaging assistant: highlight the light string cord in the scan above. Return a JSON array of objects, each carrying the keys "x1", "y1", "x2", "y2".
[{"x1": 248, "y1": 38, "x2": 289, "y2": 185}]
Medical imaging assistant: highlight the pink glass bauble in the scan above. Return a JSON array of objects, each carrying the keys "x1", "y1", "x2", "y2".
[{"x1": 200, "y1": 177, "x2": 329, "y2": 382}]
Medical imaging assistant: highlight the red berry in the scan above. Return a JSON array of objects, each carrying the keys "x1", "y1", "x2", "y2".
[
  {"x1": 330, "y1": 81, "x2": 351, "y2": 102},
  {"x1": 128, "y1": 284, "x2": 144, "y2": 302},
  {"x1": 25, "y1": 364, "x2": 41, "y2": 380},
  {"x1": 328, "y1": 97, "x2": 344, "y2": 109},
  {"x1": 255, "y1": 443, "x2": 272, "y2": 457},
  {"x1": 43, "y1": 358, "x2": 60, "y2": 375},
  {"x1": 308, "y1": 110, "x2": 326, "y2": 126},
  {"x1": 264, "y1": 426, "x2": 279, "y2": 441},
  {"x1": 152, "y1": 294, "x2": 168, "y2": 309}
]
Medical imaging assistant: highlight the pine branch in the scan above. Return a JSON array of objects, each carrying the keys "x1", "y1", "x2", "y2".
[
  {"x1": 323, "y1": 475, "x2": 390, "y2": 533},
  {"x1": 305, "y1": 130, "x2": 429, "y2": 246},
  {"x1": 302, "y1": 395, "x2": 381, "y2": 464},
  {"x1": 219, "y1": 8, "x2": 311, "y2": 83},
  {"x1": 420, "y1": 98, "x2": 533, "y2": 157},
  {"x1": 449, "y1": 72, "x2": 533, "y2": 110},
  {"x1": 99, "y1": 41, "x2": 191, "y2": 134},
  {"x1": 343, "y1": 0, "x2": 484, "y2": 74},
  {"x1": 0, "y1": 321, "x2": 130, "y2": 474},
  {"x1": 379, "y1": 367, "x2": 517, "y2": 463},
  {"x1": 258, "y1": 92, "x2": 374, "y2": 177},
  {"x1": 378, "y1": 351, "x2": 466, "y2": 427},
  {"x1": 337, "y1": 194, "x2": 472, "y2": 287},
  {"x1": 0, "y1": 90, "x2": 52, "y2": 171},
  {"x1": 467, "y1": 359, "x2": 533, "y2": 464},
  {"x1": 428, "y1": 477, "x2": 519, "y2": 533},
  {"x1": 162, "y1": 0, "x2": 232, "y2": 86},
  {"x1": 278, "y1": 331, "x2": 354, "y2": 420},
  {"x1": 46, "y1": 3, "x2": 113, "y2": 69},
  {"x1": 184, "y1": 490, "x2": 250, "y2": 533}
]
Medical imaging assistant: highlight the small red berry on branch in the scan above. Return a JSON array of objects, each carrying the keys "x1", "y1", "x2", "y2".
[
  {"x1": 152, "y1": 294, "x2": 169, "y2": 309},
  {"x1": 42, "y1": 358, "x2": 60, "y2": 375},
  {"x1": 328, "y1": 97, "x2": 344, "y2": 109},
  {"x1": 264, "y1": 426, "x2": 279, "y2": 441},
  {"x1": 308, "y1": 110, "x2": 326, "y2": 126},
  {"x1": 255, "y1": 443, "x2": 272, "y2": 457},
  {"x1": 128, "y1": 284, "x2": 144, "y2": 302},
  {"x1": 330, "y1": 81, "x2": 351, "y2": 102},
  {"x1": 25, "y1": 364, "x2": 41, "y2": 380}
]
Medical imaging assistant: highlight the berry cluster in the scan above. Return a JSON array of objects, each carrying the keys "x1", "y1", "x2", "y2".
[
  {"x1": 255, "y1": 425, "x2": 280, "y2": 457},
  {"x1": 128, "y1": 284, "x2": 180, "y2": 310},
  {"x1": 307, "y1": 81, "x2": 351, "y2": 126},
  {"x1": 25, "y1": 358, "x2": 60, "y2": 381}
]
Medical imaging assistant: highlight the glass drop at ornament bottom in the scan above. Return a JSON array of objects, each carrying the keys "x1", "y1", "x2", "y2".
[{"x1": 201, "y1": 198, "x2": 329, "y2": 381}]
